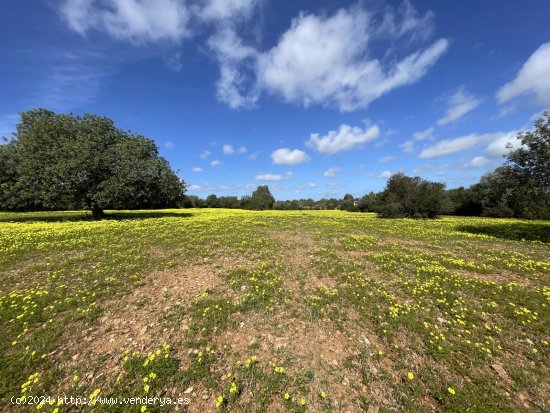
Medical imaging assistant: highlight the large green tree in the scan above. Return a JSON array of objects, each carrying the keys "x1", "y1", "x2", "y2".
[
  {"x1": 468, "y1": 112, "x2": 550, "y2": 219},
  {"x1": 243, "y1": 185, "x2": 275, "y2": 210},
  {"x1": 501, "y1": 111, "x2": 550, "y2": 218},
  {"x1": 0, "y1": 109, "x2": 186, "y2": 218},
  {"x1": 377, "y1": 173, "x2": 451, "y2": 219}
]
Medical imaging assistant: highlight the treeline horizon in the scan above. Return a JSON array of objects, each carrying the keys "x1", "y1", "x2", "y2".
[{"x1": 1, "y1": 109, "x2": 548, "y2": 220}]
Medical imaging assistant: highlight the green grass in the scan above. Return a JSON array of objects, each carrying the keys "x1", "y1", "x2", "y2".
[{"x1": 0, "y1": 209, "x2": 548, "y2": 412}]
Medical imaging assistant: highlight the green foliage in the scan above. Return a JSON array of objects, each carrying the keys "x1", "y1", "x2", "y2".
[
  {"x1": 341, "y1": 193, "x2": 357, "y2": 212},
  {"x1": 447, "y1": 187, "x2": 483, "y2": 216},
  {"x1": 377, "y1": 173, "x2": 451, "y2": 219},
  {"x1": 206, "y1": 194, "x2": 221, "y2": 208},
  {"x1": 357, "y1": 192, "x2": 380, "y2": 212},
  {"x1": 243, "y1": 185, "x2": 275, "y2": 210},
  {"x1": 0, "y1": 109, "x2": 186, "y2": 217}
]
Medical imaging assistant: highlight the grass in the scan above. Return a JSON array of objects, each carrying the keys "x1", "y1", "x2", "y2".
[{"x1": 0, "y1": 209, "x2": 548, "y2": 412}]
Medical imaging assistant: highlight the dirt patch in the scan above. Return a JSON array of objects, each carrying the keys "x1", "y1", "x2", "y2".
[
  {"x1": 56, "y1": 263, "x2": 232, "y2": 389},
  {"x1": 92, "y1": 265, "x2": 228, "y2": 354}
]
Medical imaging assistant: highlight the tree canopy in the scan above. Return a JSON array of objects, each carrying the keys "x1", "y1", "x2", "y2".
[
  {"x1": 377, "y1": 173, "x2": 451, "y2": 218},
  {"x1": 0, "y1": 109, "x2": 186, "y2": 218},
  {"x1": 242, "y1": 185, "x2": 275, "y2": 210}
]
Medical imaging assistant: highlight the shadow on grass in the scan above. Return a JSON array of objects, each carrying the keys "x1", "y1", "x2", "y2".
[
  {"x1": 457, "y1": 222, "x2": 550, "y2": 243},
  {"x1": 0, "y1": 210, "x2": 194, "y2": 223}
]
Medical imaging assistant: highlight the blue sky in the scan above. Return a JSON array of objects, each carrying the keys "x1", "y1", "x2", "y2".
[{"x1": 1, "y1": 0, "x2": 549, "y2": 200}]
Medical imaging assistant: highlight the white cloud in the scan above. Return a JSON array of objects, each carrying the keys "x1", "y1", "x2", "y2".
[
  {"x1": 464, "y1": 156, "x2": 491, "y2": 169},
  {"x1": 199, "y1": 150, "x2": 211, "y2": 160},
  {"x1": 376, "y1": 0, "x2": 434, "y2": 41},
  {"x1": 419, "y1": 134, "x2": 486, "y2": 158},
  {"x1": 61, "y1": 0, "x2": 190, "y2": 44},
  {"x1": 497, "y1": 42, "x2": 550, "y2": 105},
  {"x1": 164, "y1": 141, "x2": 174, "y2": 149},
  {"x1": 223, "y1": 144, "x2": 248, "y2": 155},
  {"x1": 192, "y1": 166, "x2": 203, "y2": 172},
  {"x1": 255, "y1": 171, "x2": 293, "y2": 181},
  {"x1": 257, "y1": 7, "x2": 448, "y2": 111},
  {"x1": 413, "y1": 127, "x2": 435, "y2": 141},
  {"x1": 198, "y1": 0, "x2": 259, "y2": 21},
  {"x1": 437, "y1": 86, "x2": 480, "y2": 125},
  {"x1": 60, "y1": 1, "x2": 447, "y2": 112},
  {"x1": 484, "y1": 131, "x2": 521, "y2": 158},
  {"x1": 399, "y1": 139, "x2": 415, "y2": 154},
  {"x1": 307, "y1": 182, "x2": 317, "y2": 188},
  {"x1": 271, "y1": 148, "x2": 310, "y2": 165},
  {"x1": 420, "y1": 130, "x2": 521, "y2": 159},
  {"x1": 210, "y1": 159, "x2": 222, "y2": 166},
  {"x1": 306, "y1": 124, "x2": 380, "y2": 154},
  {"x1": 379, "y1": 156, "x2": 396, "y2": 163},
  {"x1": 247, "y1": 150, "x2": 261, "y2": 160},
  {"x1": 378, "y1": 170, "x2": 393, "y2": 179},
  {"x1": 323, "y1": 167, "x2": 341, "y2": 178},
  {"x1": 187, "y1": 182, "x2": 257, "y2": 194},
  {"x1": 207, "y1": 25, "x2": 260, "y2": 109}
]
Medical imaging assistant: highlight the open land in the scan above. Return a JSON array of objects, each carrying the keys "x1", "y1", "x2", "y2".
[{"x1": 1, "y1": 209, "x2": 549, "y2": 412}]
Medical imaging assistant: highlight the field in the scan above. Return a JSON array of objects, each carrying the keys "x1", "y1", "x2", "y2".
[{"x1": 1, "y1": 209, "x2": 549, "y2": 412}]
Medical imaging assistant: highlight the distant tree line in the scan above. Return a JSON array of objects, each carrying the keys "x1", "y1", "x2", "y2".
[
  {"x1": 1, "y1": 110, "x2": 548, "y2": 220},
  {"x1": 187, "y1": 113, "x2": 549, "y2": 219}
]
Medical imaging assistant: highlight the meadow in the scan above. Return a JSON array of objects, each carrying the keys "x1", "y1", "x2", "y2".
[{"x1": 0, "y1": 209, "x2": 549, "y2": 412}]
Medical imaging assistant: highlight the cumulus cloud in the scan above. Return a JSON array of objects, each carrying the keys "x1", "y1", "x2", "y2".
[
  {"x1": 255, "y1": 171, "x2": 293, "y2": 181},
  {"x1": 210, "y1": 159, "x2": 222, "y2": 166},
  {"x1": 497, "y1": 42, "x2": 550, "y2": 105},
  {"x1": 205, "y1": 2, "x2": 447, "y2": 111},
  {"x1": 437, "y1": 87, "x2": 480, "y2": 125},
  {"x1": 207, "y1": 25, "x2": 260, "y2": 109},
  {"x1": 59, "y1": 1, "x2": 447, "y2": 111},
  {"x1": 257, "y1": 8, "x2": 448, "y2": 111},
  {"x1": 192, "y1": 166, "x2": 203, "y2": 172},
  {"x1": 306, "y1": 124, "x2": 380, "y2": 155},
  {"x1": 199, "y1": 150, "x2": 211, "y2": 160},
  {"x1": 223, "y1": 144, "x2": 247, "y2": 155},
  {"x1": 60, "y1": 0, "x2": 190, "y2": 44},
  {"x1": 323, "y1": 167, "x2": 341, "y2": 178},
  {"x1": 271, "y1": 148, "x2": 310, "y2": 165}
]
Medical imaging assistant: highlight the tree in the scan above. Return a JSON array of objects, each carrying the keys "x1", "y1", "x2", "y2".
[
  {"x1": 0, "y1": 109, "x2": 186, "y2": 218},
  {"x1": 243, "y1": 185, "x2": 275, "y2": 210},
  {"x1": 501, "y1": 111, "x2": 550, "y2": 219},
  {"x1": 341, "y1": 193, "x2": 357, "y2": 212},
  {"x1": 377, "y1": 173, "x2": 451, "y2": 218},
  {"x1": 219, "y1": 196, "x2": 240, "y2": 208},
  {"x1": 206, "y1": 194, "x2": 221, "y2": 208},
  {"x1": 357, "y1": 192, "x2": 380, "y2": 212},
  {"x1": 447, "y1": 186, "x2": 483, "y2": 216}
]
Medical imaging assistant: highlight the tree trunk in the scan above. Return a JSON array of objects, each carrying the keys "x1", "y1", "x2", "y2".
[{"x1": 91, "y1": 205, "x2": 105, "y2": 220}]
